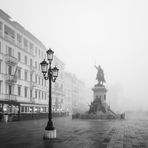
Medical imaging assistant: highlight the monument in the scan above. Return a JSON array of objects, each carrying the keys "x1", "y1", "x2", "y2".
[
  {"x1": 72, "y1": 65, "x2": 118, "y2": 119},
  {"x1": 87, "y1": 65, "x2": 117, "y2": 119}
]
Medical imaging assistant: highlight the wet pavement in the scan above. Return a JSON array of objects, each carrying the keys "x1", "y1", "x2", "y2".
[{"x1": 0, "y1": 116, "x2": 148, "y2": 148}]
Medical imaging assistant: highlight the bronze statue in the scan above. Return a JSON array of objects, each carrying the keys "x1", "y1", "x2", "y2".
[{"x1": 95, "y1": 65, "x2": 106, "y2": 85}]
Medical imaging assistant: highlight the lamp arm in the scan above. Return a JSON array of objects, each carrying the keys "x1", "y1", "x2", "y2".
[
  {"x1": 44, "y1": 76, "x2": 49, "y2": 80},
  {"x1": 43, "y1": 73, "x2": 49, "y2": 80}
]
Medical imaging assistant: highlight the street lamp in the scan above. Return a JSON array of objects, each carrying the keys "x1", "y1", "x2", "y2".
[{"x1": 40, "y1": 48, "x2": 59, "y2": 139}]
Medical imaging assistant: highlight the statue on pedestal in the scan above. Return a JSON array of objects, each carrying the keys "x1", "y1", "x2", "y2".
[
  {"x1": 72, "y1": 64, "x2": 119, "y2": 119},
  {"x1": 95, "y1": 65, "x2": 106, "y2": 86}
]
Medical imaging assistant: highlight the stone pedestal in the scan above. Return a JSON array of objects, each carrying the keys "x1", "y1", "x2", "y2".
[
  {"x1": 43, "y1": 129, "x2": 56, "y2": 139},
  {"x1": 72, "y1": 84, "x2": 118, "y2": 119},
  {"x1": 90, "y1": 84, "x2": 116, "y2": 117},
  {"x1": 92, "y1": 84, "x2": 108, "y2": 109}
]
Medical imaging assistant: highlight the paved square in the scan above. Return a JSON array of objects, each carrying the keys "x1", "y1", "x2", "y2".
[{"x1": 0, "y1": 117, "x2": 148, "y2": 148}]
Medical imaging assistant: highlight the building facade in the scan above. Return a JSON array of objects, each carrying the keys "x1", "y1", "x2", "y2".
[
  {"x1": 64, "y1": 72, "x2": 92, "y2": 114},
  {"x1": 52, "y1": 56, "x2": 65, "y2": 112},
  {"x1": 0, "y1": 9, "x2": 92, "y2": 120},
  {"x1": 0, "y1": 9, "x2": 65, "y2": 118}
]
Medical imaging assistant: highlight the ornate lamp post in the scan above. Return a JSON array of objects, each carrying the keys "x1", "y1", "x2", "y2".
[{"x1": 40, "y1": 48, "x2": 59, "y2": 139}]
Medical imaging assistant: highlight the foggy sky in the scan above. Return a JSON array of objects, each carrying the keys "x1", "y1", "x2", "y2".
[{"x1": 1, "y1": 0, "x2": 148, "y2": 111}]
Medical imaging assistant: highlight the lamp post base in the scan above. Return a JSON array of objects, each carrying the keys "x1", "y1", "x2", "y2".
[{"x1": 43, "y1": 129, "x2": 56, "y2": 140}]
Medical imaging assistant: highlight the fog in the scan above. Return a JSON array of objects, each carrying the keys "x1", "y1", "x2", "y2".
[{"x1": 1, "y1": 0, "x2": 148, "y2": 112}]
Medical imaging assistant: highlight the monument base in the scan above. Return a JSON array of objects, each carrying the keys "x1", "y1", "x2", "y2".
[
  {"x1": 72, "y1": 113, "x2": 118, "y2": 120},
  {"x1": 43, "y1": 129, "x2": 56, "y2": 140},
  {"x1": 72, "y1": 84, "x2": 118, "y2": 120}
]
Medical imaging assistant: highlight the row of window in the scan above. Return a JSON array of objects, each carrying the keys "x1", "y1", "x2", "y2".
[
  {"x1": 0, "y1": 63, "x2": 63, "y2": 92},
  {"x1": 0, "y1": 41, "x2": 63, "y2": 79},
  {"x1": 0, "y1": 80, "x2": 47, "y2": 100},
  {"x1": 7, "y1": 84, "x2": 47, "y2": 100},
  {"x1": 0, "y1": 80, "x2": 64, "y2": 100},
  {"x1": 1, "y1": 104, "x2": 48, "y2": 114},
  {"x1": 21, "y1": 106, "x2": 47, "y2": 113},
  {"x1": 17, "y1": 68, "x2": 46, "y2": 86},
  {"x1": 0, "y1": 21, "x2": 46, "y2": 58},
  {"x1": 0, "y1": 42, "x2": 43, "y2": 72},
  {"x1": 4, "y1": 44, "x2": 42, "y2": 71},
  {"x1": 18, "y1": 51, "x2": 42, "y2": 71},
  {"x1": 4, "y1": 63, "x2": 46, "y2": 86}
]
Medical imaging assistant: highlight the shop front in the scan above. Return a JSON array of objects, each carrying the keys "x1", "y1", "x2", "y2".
[{"x1": 0, "y1": 100, "x2": 20, "y2": 122}]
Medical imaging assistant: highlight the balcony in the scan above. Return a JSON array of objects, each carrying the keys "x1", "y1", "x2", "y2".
[
  {"x1": 5, "y1": 75, "x2": 17, "y2": 83},
  {"x1": 5, "y1": 94, "x2": 17, "y2": 101},
  {"x1": 5, "y1": 54, "x2": 17, "y2": 65}
]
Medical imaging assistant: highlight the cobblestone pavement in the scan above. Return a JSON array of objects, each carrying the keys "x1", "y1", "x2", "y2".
[{"x1": 0, "y1": 116, "x2": 148, "y2": 148}]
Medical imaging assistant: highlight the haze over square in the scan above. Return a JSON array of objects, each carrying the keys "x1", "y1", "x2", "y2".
[{"x1": 1, "y1": 0, "x2": 148, "y2": 111}]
